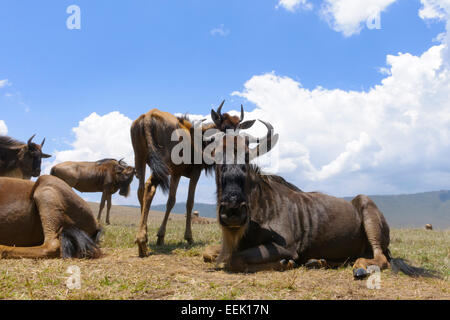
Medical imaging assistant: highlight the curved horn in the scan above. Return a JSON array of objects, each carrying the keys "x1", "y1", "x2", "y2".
[
  {"x1": 118, "y1": 158, "x2": 127, "y2": 166},
  {"x1": 249, "y1": 120, "x2": 278, "y2": 161},
  {"x1": 217, "y1": 100, "x2": 225, "y2": 117},
  {"x1": 27, "y1": 134, "x2": 36, "y2": 147},
  {"x1": 40, "y1": 138, "x2": 46, "y2": 148},
  {"x1": 240, "y1": 105, "x2": 244, "y2": 122}
]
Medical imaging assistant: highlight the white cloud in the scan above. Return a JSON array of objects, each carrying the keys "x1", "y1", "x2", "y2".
[
  {"x1": 277, "y1": 0, "x2": 313, "y2": 12},
  {"x1": 0, "y1": 120, "x2": 7, "y2": 135},
  {"x1": 0, "y1": 79, "x2": 10, "y2": 88},
  {"x1": 320, "y1": 0, "x2": 397, "y2": 36},
  {"x1": 232, "y1": 42, "x2": 450, "y2": 196},
  {"x1": 42, "y1": 111, "x2": 139, "y2": 204},
  {"x1": 419, "y1": 0, "x2": 450, "y2": 20},
  {"x1": 210, "y1": 24, "x2": 230, "y2": 37},
  {"x1": 44, "y1": 111, "x2": 134, "y2": 172}
]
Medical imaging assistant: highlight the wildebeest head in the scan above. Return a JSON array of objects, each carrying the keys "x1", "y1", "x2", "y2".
[
  {"x1": 17, "y1": 135, "x2": 51, "y2": 178},
  {"x1": 213, "y1": 121, "x2": 278, "y2": 229},
  {"x1": 115, "y1": 160, "x2": 135, "y2": 197},
  {"x1": 211, "y1": 100, "x2": 256, "y2": 132}
]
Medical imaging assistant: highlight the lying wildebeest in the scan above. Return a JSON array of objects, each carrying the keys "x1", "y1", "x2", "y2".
[
  {"x1": 0, "y1": 134, "x2": 51, "y2": 179},
  {"x1": 425, "y1": 224, "x2": 433, "y2": 231},
  {"x1": 203, "y1": 122, "x2": 437, "y2": 279},
  {"x1": 0, "y1": 175, "x2": 101, "y2": 259},
  {"x1": 50, "y1": 159, "x2": 135, "y2": 225},
  {"x1": 131, "y1": 100, "x2": 255, "y2": 256}
]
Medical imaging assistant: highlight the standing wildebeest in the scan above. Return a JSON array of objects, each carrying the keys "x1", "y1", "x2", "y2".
[
  {"x1": 204, "y1": 122, "x2": 437, "y2": 279},
  {"x1": 0, "y1": 134, "x2": 51, "y2": 179},
  {"x1": 50, "y1": 159, "x2": 135, "y2": 225},
  {"x1": 0, "y1": 175, "x2": 101, "y2": 259},
  {"x1": 131, "y1": 101, "x2": 255, "y2": 257}
]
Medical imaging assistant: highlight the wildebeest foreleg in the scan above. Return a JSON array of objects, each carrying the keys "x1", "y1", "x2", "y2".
[
  {"x1": 156, "y1": 175, "x2": 180, "y2": 246},
  {"x1": 0, "y1": 192, "x2": 62, "y2": 259},
  {"x1": 97, "y1": 192, "x2": 106, "y2": 222},
  {"x1": 105, "y1": 192, "x2": 112, "y2": 225},
  {"x1": 228, "y1": 243, "x2": 295, "y2": 272},
  {"x1": 0, "y1": 236, "x2": 60, "y2": 259},
  {"x1": 184, "y1": 170, "x2": 201, "y2": 244},
  {"x1": 135, "y1": 175, "x2": 158, "y2": 257},
  {"x1": 351, "y1": 195, "x2": 390, "y2": 279}
]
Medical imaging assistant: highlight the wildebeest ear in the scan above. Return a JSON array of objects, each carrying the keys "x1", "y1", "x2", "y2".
[
  {"x1": 211, "y1": 109, "x2": 222, "y2": 127},
  {"x1": 238, "y1": 120, "x2": 256, "y2": 130},
  {"x1": 41, "y1": 153, "x2": 52, "y2": 158}
]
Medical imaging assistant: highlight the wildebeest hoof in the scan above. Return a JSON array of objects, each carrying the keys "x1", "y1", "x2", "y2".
[
  {"x1": 137, "y1": 245, "x2": 149, "y2": 258},
  {"x1": 135, "y1": 238, "x2": 149, "y2": 257},
  {"x1": 280, "y1": 259, "x2": 297, "y2": 270},
  {"x1": 203, "y1": 245, "x2": 220, "y2": 263},
  {"x1": 305, "y1": 259, "x2": 320, "y2": 269},
  {"x1": 353, "y1": 268, "x2": 369, "y2": 280},
  {"x1": 305, "y1": 259, "x2": 327, "y2": 269}
]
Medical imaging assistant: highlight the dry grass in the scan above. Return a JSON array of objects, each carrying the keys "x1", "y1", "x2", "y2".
[{"x1": 0, "y1": 203, "x2": 448, "y2": 300}]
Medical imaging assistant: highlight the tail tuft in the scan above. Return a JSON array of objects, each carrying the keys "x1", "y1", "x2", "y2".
[
  {"x1": 390, "y1": 258, "x2": 440, "y2": 278},
  {"x1": 148, "y1": 153, "x2": 169, "y2": 193},
  {"x1": 61, "y1": 227, "x2": 101, "y2": 259}
]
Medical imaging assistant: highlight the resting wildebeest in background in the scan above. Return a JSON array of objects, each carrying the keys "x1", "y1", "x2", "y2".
[
  {"x1": 131, "y1": 101, "x2": 256, "y2": 257},
  {"x1": 50, "y1": 159, "x2": 135, "y2": 225},
  {"x1": 0, "y1": 175, "x2": 101, "y2": 259},
  {"x1": 425, "y1": 224, "x2": 433, "y2": 230},
  {"x1": 0, "y1": 134, "x2": 51, "y2": 179},
  {"x1": 203, "y1": 121, "x2": 438, "y2": 279}
]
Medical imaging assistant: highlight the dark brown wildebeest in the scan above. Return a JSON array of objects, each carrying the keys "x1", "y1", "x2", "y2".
[
  {"x1": 204, "y1": 122, "x2": 437, "y2": 279},
  {"x1": 425, "y1": 224, "x2": 433, "y2": 230},
  {"x1": 131, "y1": 101, "x2": 255, "y2": 257},
  {"x1": 0, "y1": 175, "x2": 101, "y2": 259},
  {"x1": 0, "y1": 134, "x2": 51, "y2": 179},
  {"x1": 50, "y1": 159, "x2": 135, "y2": 225}
]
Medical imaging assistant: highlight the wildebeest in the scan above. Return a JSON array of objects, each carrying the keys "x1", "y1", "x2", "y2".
[
  {"x1": 0, "y1": 134, "x2": 51, "y2": 179},
  {"x1": 131, "y1": 101, "x2": 255, "y2": 257},
  {"x1": 425, "y1": 224, "x2": 433, "y2": 230},
  {"x1": 50, "y1": 159, "x2": 135, "y2": 225},
  {"x1": 204, "y1": 121, "x2": 437, "y2": 279},
  {"x1": 0, "y1": 175, "x2": 101, "y2": 259}
]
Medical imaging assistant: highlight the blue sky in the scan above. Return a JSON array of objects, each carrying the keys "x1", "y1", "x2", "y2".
[{"x1": 1, "y1": 0, "x2": 450, "y2": 205}]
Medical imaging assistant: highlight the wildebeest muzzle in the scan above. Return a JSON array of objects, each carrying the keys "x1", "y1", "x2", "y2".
[{"x1": 219, "y1": 202, "x2": 248, "y2": 228}]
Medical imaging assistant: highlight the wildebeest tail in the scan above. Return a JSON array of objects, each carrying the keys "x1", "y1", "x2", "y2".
[
  {"x1": 142, "y1": 118, "x2": 169, "y2": 193},
  {"x1": 60, "y1": 226, "x2": 101, "y2": 259},
  {"x1": 386, "y1": 249, "x2": 440, "y2": 278}
]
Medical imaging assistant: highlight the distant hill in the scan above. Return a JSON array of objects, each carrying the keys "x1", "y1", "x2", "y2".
[
  {"x1": 343, "y1": 190, "x2": 450, "y2": 229},
  {"x1": 150, "y1": 190, "x2": 450, "y2": 229}
]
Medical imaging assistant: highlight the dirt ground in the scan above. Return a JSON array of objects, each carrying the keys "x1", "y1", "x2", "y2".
[{"x1": 0, "y1": 203, "x2": 448, "y2": 300}]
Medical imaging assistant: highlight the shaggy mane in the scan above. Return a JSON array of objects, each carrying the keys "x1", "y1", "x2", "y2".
[{"x1": 249, "y1": 164, "x2": 302, "y2": 192}]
